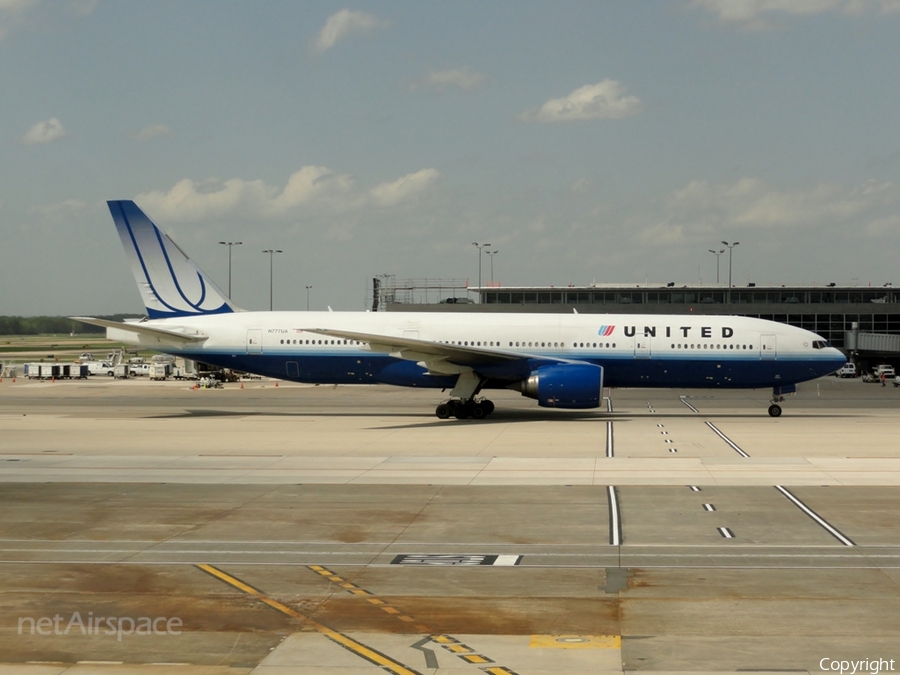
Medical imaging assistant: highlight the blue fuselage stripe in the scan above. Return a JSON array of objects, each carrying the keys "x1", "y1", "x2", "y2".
[{"x1": 180, "y1": 349, "x2": 840, "y2": 390}]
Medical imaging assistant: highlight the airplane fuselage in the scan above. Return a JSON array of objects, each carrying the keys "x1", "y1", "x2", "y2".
[
  {"x1": 88, "y1": 200, "x2": 847, "y2": 418},
  {"x1": 113, "y1": 310, "x2": 844, "y2": 391}
]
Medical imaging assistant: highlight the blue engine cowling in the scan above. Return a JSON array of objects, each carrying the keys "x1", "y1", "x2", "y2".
[{"x1": 518, "y1": 363, "x2": 604, "y2": 409}]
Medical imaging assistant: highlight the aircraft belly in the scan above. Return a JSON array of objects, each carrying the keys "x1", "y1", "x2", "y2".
[
  {"x1": 600, "y1": 357, "x2": 833, "y2": 389},
  {"x1": 180, "y1": 352, "x2": 455, "y2": 388}
]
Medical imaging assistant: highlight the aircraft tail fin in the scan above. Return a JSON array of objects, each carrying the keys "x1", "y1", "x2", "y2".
[{"x1": 108, "y1": 200, "x2": 239, "y2": 318}]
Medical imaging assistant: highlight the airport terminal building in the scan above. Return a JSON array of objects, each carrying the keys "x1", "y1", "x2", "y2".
[{"x1": 385, "y1": 282, "x2": 900, "y2": 367}]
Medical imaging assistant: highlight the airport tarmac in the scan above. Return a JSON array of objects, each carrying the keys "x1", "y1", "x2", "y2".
[{"x1": 1, "y1": 376, "x2": 899, "y2": 674}]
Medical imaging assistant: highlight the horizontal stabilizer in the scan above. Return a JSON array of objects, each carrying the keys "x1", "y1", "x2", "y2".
[{"x1": 70, "y1": 317, "x2": 207, "y2": 346}]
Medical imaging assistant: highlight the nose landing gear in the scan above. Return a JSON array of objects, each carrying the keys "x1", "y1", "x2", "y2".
[{"x1": 768, "y1": 384, "x2": 795, "y2": 417}]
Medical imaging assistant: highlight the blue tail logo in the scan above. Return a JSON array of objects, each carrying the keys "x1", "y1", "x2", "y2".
[{"x1": 109, "y1": 200, "x2": 238, "y2": 319}]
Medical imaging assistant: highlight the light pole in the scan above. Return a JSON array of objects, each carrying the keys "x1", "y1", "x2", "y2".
[
  {"x1": 486, "y1": 249, "x2": 499, "y2": 284},
  {"x1": 721, "y1": 241, "x2": 739, "y2": 303},
  {"x1": 708, "y1": 248, "x2": 724, "y2": 284},
  {"x1": 262, "y1": 249, "x2": 283, "y2": 311},
  {"x1": 305, "y1": 285, "x2": 312, "y2": 311},
  {"x1": 471, "y1": 242, "x2": 491, "y2": 302},
  {"x1": 218, "y1": 241, "x2": 242, "y2": 298}
]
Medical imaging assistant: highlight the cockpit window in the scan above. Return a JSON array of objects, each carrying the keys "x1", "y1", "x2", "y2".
[{"x1": 812, "y1": 340, "x2": 831, "y2": 349}]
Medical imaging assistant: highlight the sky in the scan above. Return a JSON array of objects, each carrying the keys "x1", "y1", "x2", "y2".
[{"x1": 2, "y1": 0, "x2": 900, "y2": 316}]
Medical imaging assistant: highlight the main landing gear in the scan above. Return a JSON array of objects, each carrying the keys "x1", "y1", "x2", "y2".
[
  {"x1": 768, "y1": 400, "x2": 783, "y2": 418},
  {"x1": 435, "y1": 398, "x2": 495, "y2": 420}
]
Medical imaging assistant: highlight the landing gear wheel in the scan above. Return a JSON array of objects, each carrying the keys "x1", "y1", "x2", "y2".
[
  {"x1": 435, "y1": 403, "x2": 452, "y2": 419},
  {"x1": 481, "y1": 399, "x2": 495, "y2": 415},
  {"x1": 768, "y1": 403, "x2": 782, "y2": 418},
  {"x1": 454, "y1": 404, "x2": 472, "y2": 420},
  {"x1": 472, "y1": 403, "x2": 487, "y2": 419}
]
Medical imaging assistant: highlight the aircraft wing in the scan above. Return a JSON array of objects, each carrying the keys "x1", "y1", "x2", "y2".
[
  {"x1": 304, "y1": 327, "x2": 573, "y2": 379},
  {"x1": 71, "y1": 317, "x2": 208, "y2": 346}
]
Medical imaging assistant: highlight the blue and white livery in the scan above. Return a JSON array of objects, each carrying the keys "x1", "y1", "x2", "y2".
[{"x1": 75, "y1": 201, "x2": 846, "y2": 419}]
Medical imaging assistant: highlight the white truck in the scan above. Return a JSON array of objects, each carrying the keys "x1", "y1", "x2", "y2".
[
  {"x1": 149, "y1": 363, "x2": 170, "y2": 380},
  {"x1": 84, "y1": 361, "x2": 115, "y2": 377}
]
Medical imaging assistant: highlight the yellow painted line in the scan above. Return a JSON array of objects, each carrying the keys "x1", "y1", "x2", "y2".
[
  {"x1": 432, "y1": 635, "x2": 458, "y2": 644},
  {"x1": 529, "y1": 634, "x2": 622, "y2": 649},
  {"x1": 445, "y1": 644, "x2": 473, "y2": 653},
  {"x1": 300, "y1": 565, "x2": 517, "y2": 673},
  {"x1": 196, "y1": 565, "x2": 423, "y2": 675}
]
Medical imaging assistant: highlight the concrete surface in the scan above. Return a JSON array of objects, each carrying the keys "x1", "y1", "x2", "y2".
[{"x1": 1, "y1": 376, "x2": 899, "y2": 673}]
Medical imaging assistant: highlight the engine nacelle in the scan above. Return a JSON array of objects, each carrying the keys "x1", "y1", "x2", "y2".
[{"x1": 517, "y1": 363, "x2": 604, "y2": 409}]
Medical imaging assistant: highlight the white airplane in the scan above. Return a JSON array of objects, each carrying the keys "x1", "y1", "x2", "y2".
[{"x1": 75, "y1": 201, "x2": 846, "y2": 419}]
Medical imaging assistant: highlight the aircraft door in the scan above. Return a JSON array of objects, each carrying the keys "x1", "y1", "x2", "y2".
[
  {"x1": 246, "y1": 328, "x2": 263, "y2": 355},
  {"x1": 634, "y1": 336, "x2": 651, "y2": 359},
  {"x1": 760, "y1": 334, "x2": 776, "y2": 360}
]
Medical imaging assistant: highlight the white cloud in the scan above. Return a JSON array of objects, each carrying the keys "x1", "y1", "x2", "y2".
[
  {"x1": 132, "y1": 124, "x2": 173, "y2": 141},
  {"x1": 520, "y1": 80, "x2": 642, "y2": 123},
  {"x1": 411, "y1": 68, "x2": 485, "y2": 92},
  {"x1": 570, "y1": 178, "x2": 592, "y2": 194},
  {"x1": 631, "y1": 177, "x2": 900, "y2": 246},
  {"x1": 0, "y1": 0, "x2": 35, "y2": 38},
  {"x1": 369, "y1": 168, "x2": 439, "y2": 207},
  {"x1": 29, "y1": 198, "x2": 87, "y2": 220},
  {"x1": 311, "y1": 9, "x2": 388, "y2": 53},
  {"x1": 689, "y1": 0, "x2": 900, "y2": 28},
  {"x1": 136, "y1": 166, "x2": 439, "y2": 222},
  {"x1": 21, "y1": 118, "x2": 66, "y2": 144},
  {"x1": 66, "y1": 0, "x2": 98, "y2": 17},
  {"x1": 0, "y1": 0, "x2": 96, "y2": 39}
]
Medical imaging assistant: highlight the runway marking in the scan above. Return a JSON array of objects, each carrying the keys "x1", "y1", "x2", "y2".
[
  {"x1": 688, "y1": 485, "x2": 702, "y2": 492},
  {"x1": 411, "y1": 637, "x2": 438, "y2": 669},
  {"x1": 703, "y1": 504, "x2": 716, "y2": 512},
  {"x1": 390, "y1": 554, "x2": 522, "y2": 566},
  {"x1": 607, "y1": 486, "x2": 622, "y2": 546},
  {"x1": 605, "y1": 396, "x2": 613, "y2": 413},
  {"x1": 774, "y1": 485, "x2": 856, "y2": 547},
  {"x1": 196, "y1": 564, "x2": 424, "y2": 675},
  {"x1": 606, "y1": 421, "x2": 614, "y2": 458},
  {"x1": 309, "y1": 565, "x2": 510, "y2": 670},
  {"x1": 718, "y1": 527, "x2": 735, "y2": 539},
  {"x1": 529, "y1": 634, "x2": 622, "y2": 649},
  {"x1": 705, "y1": 422, "x2": 750, "y2": 458},
  {"x1": 679, "y1": 396, "x2": 700, "y2": 413}
]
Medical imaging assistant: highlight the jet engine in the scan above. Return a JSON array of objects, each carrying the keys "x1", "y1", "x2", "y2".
[{"x1": 515, "y1": 363, "x2": 604, "y2": 409}]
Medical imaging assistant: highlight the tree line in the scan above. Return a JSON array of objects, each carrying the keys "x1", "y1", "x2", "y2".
[{"x1": 0, "y1": 315, "x2": 143, "y2": 335}]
